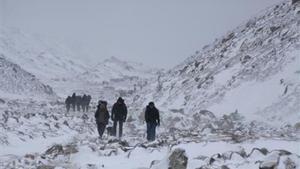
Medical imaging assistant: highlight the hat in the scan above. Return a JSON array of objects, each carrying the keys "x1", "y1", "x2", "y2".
[
  {"x1": 149, "y1": 102, "x2": 155, "y2": 106},
  {"x1": 117, "y1": 97, "x2": 124, "y2": 103},
  {"x1": 98, "y1": 100, "x2": 107, "y2": 106}
]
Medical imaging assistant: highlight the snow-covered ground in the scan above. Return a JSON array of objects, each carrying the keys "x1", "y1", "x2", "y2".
[{"x1": 1, "y1": 0, "x2": 300, "y2": 169}]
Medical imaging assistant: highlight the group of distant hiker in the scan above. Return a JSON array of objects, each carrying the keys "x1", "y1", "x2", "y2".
[
  {"x1": 65, "y1": 93, "x2": 91, "y2": 113},
  {"x1": 94, "y1": 97, "x2": 160, "y2": 141},
  {"x1": 65, "y1": 94, "x2": 160, "y2": 141}
]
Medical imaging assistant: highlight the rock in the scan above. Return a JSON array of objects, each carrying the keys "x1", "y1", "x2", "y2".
[
  {"x1": 119, "y1": 140, "x2": 130, "y2": 147},
  {"x1": 170, "y1": 109, "x2": 185, "y2": 114},
  {"x1": 86, "y1": 164, "x2": 98, "y2": 169},
  {"x1": 270, "y1": 26, "x2": 281, "y2": 33},
  {"x1": 150, "y1": 160, "x2": 161, "y2": 168},
  {"x1": 24, "y1": 154, "x2": 35, "y2": 160},
  {"x1": 193, "y1": 110, "x2": 216, "y2": 123},
  {"x1": 45, "y1": 144, "x2": 64, "y2": 156},
  {"x1": 82, "y1": 114, "x2": 89, "y2": 120},
  {"x1": 248, "y1": 148, "x2": 269, "y2": 157},
  {"x1": 0, "y1": 98, "x2": 5, "y2": 104},
  {"x1": 240, "y1": 55, "x2": 252, "y2": 64},
  {"x1": 64, "y1": 144, "x2": 79, "y2": 155},
  {"x1": 37, "y1": 165, "x2": 55, "y2": 169},
  {"x1": 168, "y1": 148, "x2": 188, "y2": 169},
  {"x1": 292, "y1": 0, "x2": 300, "y2": 5},
  {"x1": 284, "y1": 157, "x2": 297, "y2": 169},
  {"x1": 294, "y1": 122, "x2": 300, "y2": 131},
  {"x1": 259, "y1": 152, "x2": 280, "y2": 169},
  {"x1": 221, "y1": 165, "x2": 230, "y2": 169},
  {"x1": 276, "y1": 149, "x2": 292, "y2": 156},
  {"x1": 222, "y1": 32, "x2": 235, "y2": 44}
]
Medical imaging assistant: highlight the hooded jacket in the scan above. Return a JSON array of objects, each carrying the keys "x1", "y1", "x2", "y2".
[
  {"x1": 111, "y1": 98, "x2": 127, "y2": 121},
  {"x1": 95, "y1": 105, "x2": 110, "y2": 124},
  {"x1": 145, "y1": 105, "x2": 160, "y2": 124}
]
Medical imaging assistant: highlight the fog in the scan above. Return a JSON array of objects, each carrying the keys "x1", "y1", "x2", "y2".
[{"x1": 1, "y1": 0, "x2": 283, "y2": 68}]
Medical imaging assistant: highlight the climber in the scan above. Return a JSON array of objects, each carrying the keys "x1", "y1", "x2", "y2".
[
  {"x1": 65, "y1": 96, "x2": 72, "y2": 112},
  {"x1": 145, "y1": 102, "x2": 160, "y2": 141},
  {"x1": 111, "y1": 97, "x2": 127, "y2": 138},
  {"x1": 95, "y1": 100, "x2": 110, "y2": 138}
]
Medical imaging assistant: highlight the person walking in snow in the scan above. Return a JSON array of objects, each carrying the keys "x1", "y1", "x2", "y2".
[
  {"x1": 65, "y1": 96, "x2": 72, "y2": 112},
  {"x1": 111, "y1": 97, "x2": 127, "y2": 138},
  {"x1": 145, "y1": 102, "x2": 160, "y2": 141},
  {"x1": 82, "y1": 94, "x2": 88, "y2": 112},
  {"x1": 76, "y1": 95, "x2": 82, "y2": 111},
  {"x1": 95, "y1": 100, "x2": 110, "y2": 138},
  {"x1": 86, "y1": 95, "x2": 92, "y2": 112},
  {"x1": 71, "y1": 93, "x2": 76, "y2": 111}
]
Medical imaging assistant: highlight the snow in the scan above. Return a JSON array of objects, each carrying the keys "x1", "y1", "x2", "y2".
[
  {"x1": 63, "y1": 139, "x2": 300, "y2": 169},
  {"x1": 0, "y1": 134, "x2": 76, "y2": 157},
  {"x1": 1, "y1": 1, "x2": 300, "y2": 169}
]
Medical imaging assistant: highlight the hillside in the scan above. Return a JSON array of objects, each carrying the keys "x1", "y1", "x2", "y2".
[
  {"x1": 0, "y1": 1, "x2": 300, "y2": 169},
  {"x1": 0, "y1": 28, "x2": 159, "y2": 98},
  {"x1": 0, "y1": 55, "x2": 56, "y2": 100},
  {"x1": 0, "y1": 28, "x2": 89, "y2": 96},
  {"x1": 134, "y1": 1, "x2": 300, "y2": 127}
]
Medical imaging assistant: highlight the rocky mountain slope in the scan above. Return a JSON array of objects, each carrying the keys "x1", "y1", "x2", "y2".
[
  {"x1": 0, "y1": 28, "x2": 159, "y2": 98},
  {"x1": 79, "y1": 56, "x2": 158, "y2": 84},
  {"x1": 0, "y1": 28, "x2": 88, "y2": 82},
  {"x1": 77, "y1": 56, "x2": 160, "y2": 100},
  {"x1": 134, "y1": 1, "x2": 300, "y2": 127},
  {"x1": 0, "y1": 55, "x2": 56, "y2": 100},
  {"x1": 1, "y1": 1, "x2": 300, "y2": 169}
]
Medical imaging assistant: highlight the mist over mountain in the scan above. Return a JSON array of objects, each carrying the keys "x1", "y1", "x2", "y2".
[{"x1": 0, "y1": 1, "x2": 300, "y2": 169}]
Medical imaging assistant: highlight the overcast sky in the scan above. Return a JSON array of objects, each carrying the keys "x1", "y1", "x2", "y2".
[{"x1": 1, "y1": 0, "x2": 283, "y2": 68}]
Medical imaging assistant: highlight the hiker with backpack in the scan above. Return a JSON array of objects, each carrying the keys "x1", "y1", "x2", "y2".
[
  {"x1": 65, "y1": 96, "x2": 72, "y2": 112},
  {"x1": 111, "y1": 97, "x2": 127, "y2": 138},
  {"x1": 71, "y1": 93, "x2": 76, "y2": 111},
  {"x1": 145, "y1": 102, "x2": 160, "y2": 141},
  {"x1": 95, "y1": 100, "x2": 110, "y2": 138}
]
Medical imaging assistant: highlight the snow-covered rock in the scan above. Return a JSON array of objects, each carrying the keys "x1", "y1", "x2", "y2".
[
  {"x1": 168, "y1": 148, "x2": 188, "y2": 169},
  {"x1": 0, "y1": 55, "x2": 56, "y2": 99},
  {"x1": 259, "y1": 152, "x2": 280, "y2": 169},
  {"x1": 135, "y1": 0, "x2": 300, "y2": 128}
]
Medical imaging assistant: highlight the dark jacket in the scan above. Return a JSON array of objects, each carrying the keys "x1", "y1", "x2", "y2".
[
  {"x1": 65, "y1": 97, "x2": 72, "y2": 105},
  {"x1": 145, "y1": 106, "x2": 160, "y2": 124},
  {"x1": 111, "y1": 103, "x2": 127, "y2": 122},
  {"x1": 71, "y1": 94, "x2": 76, "y2": 105},
  {"x1": 82, "y1": 95, "x2": 88, "y2": 105},
  {"x1": 95, "y1": 106, "x2": 110, "y2": 124},
  {"x1": 75, "y1": 96, "x2": 82, "y2": 104}
]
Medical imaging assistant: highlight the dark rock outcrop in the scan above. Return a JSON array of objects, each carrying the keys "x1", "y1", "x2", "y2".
[{"x1": 168, "y1": 148, "x2": 188, "y2": 169}]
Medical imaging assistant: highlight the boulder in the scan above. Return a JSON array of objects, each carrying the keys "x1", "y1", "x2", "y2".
[
  {"x1": 0, "y1": 98, "x2": 5, "y2": 104},
  {"x1": 284, "y1": 157, "x2": 297, "y2": 169},
  {"x1": 86, "y1": 164, "x2": 98, "y2": 169},
  {"x1": 259, "y1": 152, "x2": 280, "y2": 169},
  {"x1": 37, "y1": 165, "x2": 55, "y2": 169},
  {"x1": 168, "y1": 148, "x2": 188, "y2": 169},
  {"x1": 45, "y1": 144, "x2": 64, "y2": 156},
  {"x1": 64, "y1": 144, "x2": 79, "y2": 155},
  {"x1": 292, "y1": 0, "x2": 300, "y2": 4},
  {"x1": 294, "y1": 122, "x2": 300, "y2": 131}
]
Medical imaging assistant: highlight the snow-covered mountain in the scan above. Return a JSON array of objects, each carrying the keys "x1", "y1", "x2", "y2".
[
  {"x1": 135, "y1": 1, "x2": 300, "y2": 127},
  {"x1": 79, "y1": 56, "x2": 159, "y2": 84},
  {"x1": 76, "y1": 56, "x2": 160, "y2": 104},
  {"x1": 0, "y1": 28, "x2": 88, "y2": 82},
  {"x1": 0, "y1": 28, "x2": 90, "y2": 96},
  {"x1": 0, "y1": 55, "x2": 56, "y2": 99},
  {"x1": 1, "y1": 1, "x2": 300, "y2": 169},
  {"x1": 0, "y1": 28, "x2": 159, "y2": 98}
]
